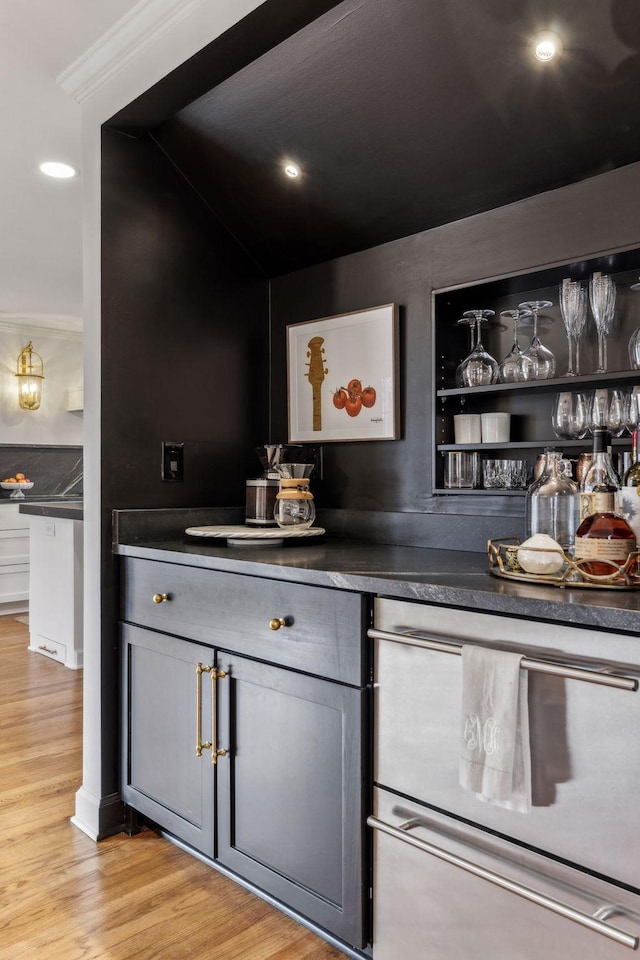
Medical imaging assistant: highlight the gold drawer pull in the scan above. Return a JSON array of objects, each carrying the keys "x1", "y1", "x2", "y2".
[
  {"x1": 269, "y1": 617, "x2": 289, "y2": 631},
  {"x1": 196, "y1": 662, "x2": 212, "y2": 757},
  {"x1": 211, "y1": 668, "x2": 228, "y2": 765},
  {"x1": 153, "y1": 593, "x2": 169, "y2": 604}
]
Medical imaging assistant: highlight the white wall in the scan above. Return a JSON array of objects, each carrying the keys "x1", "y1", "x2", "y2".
[
  {"x1": 0, "y1": 323, "x2": 82, "y2": 444},
  {"x1": 70, "y1": 0, "x2": 266, "y2": 841}
]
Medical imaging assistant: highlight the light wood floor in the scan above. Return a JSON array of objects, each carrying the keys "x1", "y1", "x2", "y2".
[{"x1": 0, "y1": 616, "x2": 346, "y2": 960}]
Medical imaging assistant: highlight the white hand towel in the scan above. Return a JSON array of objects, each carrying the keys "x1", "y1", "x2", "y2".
[{"x1": 459, "y1": 644, "x2": 531, "y2": 813}]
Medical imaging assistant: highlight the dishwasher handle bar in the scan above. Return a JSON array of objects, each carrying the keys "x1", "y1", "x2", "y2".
[
  {"x1": 368, "y1": 628, "x2": 638, "y2": 691},
  {"x1": 368, "y1": 815, "x2": 639, "y2": 950}
]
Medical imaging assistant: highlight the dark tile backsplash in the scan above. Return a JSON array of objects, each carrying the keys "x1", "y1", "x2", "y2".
[{"x1": 0, "y1": 445, "x2": 83, "y2": 500}]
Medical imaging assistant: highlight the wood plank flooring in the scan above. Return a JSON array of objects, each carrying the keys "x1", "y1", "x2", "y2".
[{"x1": 0, "y1": 616, "x2": 346, "y2": 960}]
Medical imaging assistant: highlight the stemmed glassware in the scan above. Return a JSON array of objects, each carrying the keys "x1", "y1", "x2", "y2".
[
  {"x1": 588, "y1": 388, "x2": 625, "y2": 437},
  {"x1": 455, "y1": 315, "x2": 477, "y2": 387},
  {"x1": 552, "y1": 391, "x2": 588, "y2": 440},
  {"x1": 457, "y1": 309, "x2": 499, "y2": 386},
  {"x1": 498, "y1": 308, "x2": 534, "y2": 382},
  {"x1": 627, "y1": 278, "x2": 640, "y2": 369},
  {"x1": 623, "y1": 387, "x2": 640, "y2": 436},
  {"x1": 518, "y1": 300, "x2": 556, "y2": 379},
  {"x1": 588, "y1": 273, "x2": 616, "y2": 374},
  {"x1": 559, "y1": 279, "x2": 587, "y2": 376}
]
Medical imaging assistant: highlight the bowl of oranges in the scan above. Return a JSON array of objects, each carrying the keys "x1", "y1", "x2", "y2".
[{"x1": 1, "y1": 473, "x2": 34, "y2": 498}]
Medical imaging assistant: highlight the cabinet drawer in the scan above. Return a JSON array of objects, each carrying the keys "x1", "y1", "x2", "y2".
[
  {"x1": 0, "y1": 564, "x2": 29, "y2": 602},
  {"x1": 29, "y1": 633, "x2": 67, "y2": 664},
  {"x1": 121, "y1": 557, "x2": 366, "y2": 685},
  {"x1": 0, "y1": 505, "x2": 29, "y2": 531}
]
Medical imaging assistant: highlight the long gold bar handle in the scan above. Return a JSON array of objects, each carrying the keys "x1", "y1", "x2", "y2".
[
  {"x1": 211, "y1": 667, "x2": 228, "y2": 765},
  {"x1": 195, "y1": 662, "x2": 212, "y2": 757}
]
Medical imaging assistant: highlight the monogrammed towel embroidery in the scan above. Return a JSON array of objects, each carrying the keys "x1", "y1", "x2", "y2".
[{"x1": 459, "y1": 645, "x2": 531, "y2": 813}]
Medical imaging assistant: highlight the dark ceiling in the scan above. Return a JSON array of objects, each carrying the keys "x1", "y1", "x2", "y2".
[{"x1": 132, "y1": 0, "x2": 640, "y2": 277}]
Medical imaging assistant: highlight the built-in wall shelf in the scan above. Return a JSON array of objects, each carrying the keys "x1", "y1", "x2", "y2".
[
  {"x1": 437, "y1": 368, "x2": 640, "y2": 400},
  {"x1": 433, "y1": 488, "x2": 526, "y2": 496},
  {"x1": 433, "y1": 245, "x2": 640, "y2": 500},
  {"x1": 437, "y1": 437, "x2": 633, "y2": 453}
]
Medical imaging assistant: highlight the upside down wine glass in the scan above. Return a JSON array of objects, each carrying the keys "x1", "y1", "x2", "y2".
[
  {"x1": 455, "y1": 314, "x2": 477, "y2": 387},
  {"x1": 588, "y1": 273, "x2": 616, "y2": 374},
  {"x1": 457, "y1": 309, "x2": 499, "y2": 386},
  {"x1": 498, "y1": 308, "x2": 534, "y2": 382},
  {"x1": 518, "y1": 300, "x2": 556, "y2": 379}
]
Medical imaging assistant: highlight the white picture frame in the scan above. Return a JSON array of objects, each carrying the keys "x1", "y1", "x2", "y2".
[{"x1": 287, "y1": 303, "x2": 399, "y2": 442}]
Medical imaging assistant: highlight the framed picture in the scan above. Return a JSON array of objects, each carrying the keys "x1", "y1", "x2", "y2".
[{"x1": 287, "y1": 303, "x2": 399, "y2": 442}]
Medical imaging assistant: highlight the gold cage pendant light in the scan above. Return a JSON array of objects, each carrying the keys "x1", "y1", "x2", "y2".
[{"x1": 16, "y1": 342, "x2": 45, "y2": 411}]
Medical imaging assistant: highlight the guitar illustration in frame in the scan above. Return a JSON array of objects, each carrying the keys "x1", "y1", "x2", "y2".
[
  {"x1": 305, "y1": 336, "x2": 328, "y2": 432},
  {"x1": 287, "y1": 303, "x2": 399, "y2": 443}
]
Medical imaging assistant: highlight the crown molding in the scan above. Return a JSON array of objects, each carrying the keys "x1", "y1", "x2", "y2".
[
  {"x1": 57, "y1": 0, "x2": 207, "y2": 103},
  {"x1": 0, "y1": 314, "x2": 83, "y2": 341}
]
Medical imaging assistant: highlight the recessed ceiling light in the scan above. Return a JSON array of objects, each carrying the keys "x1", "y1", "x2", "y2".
[
  {"x1": 39, "y1": 161, "x2": 77, "y2": 179},
  {"x1": 283, "y1": 162, "x2": 301, "y2": 179},
  {"x1": 532, "y1": 30, "x2": 563, "y2": 62}
]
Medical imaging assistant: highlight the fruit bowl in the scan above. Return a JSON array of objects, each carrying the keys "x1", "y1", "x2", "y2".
[{"x1": 1, "y1": 481, "x2": 34, "y2": 499}]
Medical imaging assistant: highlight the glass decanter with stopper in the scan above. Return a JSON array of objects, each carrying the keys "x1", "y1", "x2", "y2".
[
  {"x1": 575, "y1": 428, "x2": 636, "y2": 576},
  {"x1": 525, "y1": 448, "x2": 579, "y2": 551}
]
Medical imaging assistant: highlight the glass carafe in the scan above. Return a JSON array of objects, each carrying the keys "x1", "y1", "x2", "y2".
[
  {"x1": 274, "y1": 478, "x2": 316, "y2": 529},
  {"x1": 525, "y1": 450, "x2": 579, "y2": 550}
]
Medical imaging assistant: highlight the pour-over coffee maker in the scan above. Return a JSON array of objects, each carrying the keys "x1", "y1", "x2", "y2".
[{"x1": 245, "y1": 444, "x2": 302, "y2": 526}]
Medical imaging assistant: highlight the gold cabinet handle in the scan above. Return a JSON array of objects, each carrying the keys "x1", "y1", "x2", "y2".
[
  {"x1": 153, "y1": 593, "x2": 169, "y2": 604},
  {"x1": 269, "y1": 617, "x2": 289, "y2": 631},
  {"x1": 211, "y1": 668, "x2": 228, "y2": 765},
  {"x1": 195, "y1": 663, "x2": 212, "y2": 757}
]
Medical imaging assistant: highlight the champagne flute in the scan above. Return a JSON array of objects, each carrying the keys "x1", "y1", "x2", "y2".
[
  {"x1": 627, "y1": 278, "x2": 640, "y2": 369},
  {"x1": 518, "y1": 300, "x2": 556, "y2": 379},
  {"x1": 559, "y1": 279, "x2": 587, "y2": 376},
  {"x1": 588, "y1": 273, "x2": 616, "y2": 374}
]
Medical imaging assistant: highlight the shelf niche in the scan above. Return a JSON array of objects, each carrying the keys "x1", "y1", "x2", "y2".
[{"x1": 433, "y1": 246, "x2": 640, "y2": 496}]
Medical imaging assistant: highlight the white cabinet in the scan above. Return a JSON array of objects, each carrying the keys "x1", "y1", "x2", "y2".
[
  {"x1": 0, "y1": 504, "x2": 30, "y2": 613},
  {"x1": 28, "y1": 514, "x2": 83, "y2": 668}
]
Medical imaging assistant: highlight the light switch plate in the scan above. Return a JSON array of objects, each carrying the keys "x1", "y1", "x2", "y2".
[{"x1": 161, "y1": 441, "x2": 184, "y2": 482}]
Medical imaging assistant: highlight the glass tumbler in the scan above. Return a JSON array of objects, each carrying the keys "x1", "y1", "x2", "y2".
[{"x1": 444, "y1": 451, "x2": 479, "y2": 489}]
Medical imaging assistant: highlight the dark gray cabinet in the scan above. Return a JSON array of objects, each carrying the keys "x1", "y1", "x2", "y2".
[
  {"x1": 121, "y1": 623, "x2": 216, "y2": 857},
  {"x1": 119, "y1": 557, "x2": 369, "y2": 950},
  {"x1": 216, "y1": 652, "x2": 366, "y2": 946}
]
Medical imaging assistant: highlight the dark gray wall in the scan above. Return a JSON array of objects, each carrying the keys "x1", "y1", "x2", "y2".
[
  {"x1": 101, "y1": 127, "x2": 269, "y2": 512},
  {"x1": 270, "y1": 160, "x2": 640, "y2": 541},
  {"x1": 101, "y1": 127, "x2": 269, "y2": 797}
]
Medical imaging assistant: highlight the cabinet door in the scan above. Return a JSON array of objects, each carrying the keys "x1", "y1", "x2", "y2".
[
  {"x1": 121, "y1": 623, "x2": 215, "y2": 857},
  {"x1": 216, "y1": 654, "x2": 367, "y2": 949}
]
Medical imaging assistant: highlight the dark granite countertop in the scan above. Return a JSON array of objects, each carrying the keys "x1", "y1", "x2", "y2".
[
  {"x1": 19, "y1": 500, "x2": 83, "y2": 521},
  {"x1": 114, "y1": 536, "x2": 640, "y2": 635}
]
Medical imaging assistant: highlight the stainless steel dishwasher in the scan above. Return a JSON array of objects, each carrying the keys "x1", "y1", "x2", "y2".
[{"x1": 369, "y1": 598, "x2": 640, "y2": 958}]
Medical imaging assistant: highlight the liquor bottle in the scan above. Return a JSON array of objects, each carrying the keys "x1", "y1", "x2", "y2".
[
  {"x1": 578, "y1": 428, "x2": 620, "y2": 521},
  {"x1": 575, "y1": 428, "x2": 635, "y2": 576},
  {"x1": 623, "y1": 429, "x2": 640, "y2": 487}
]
